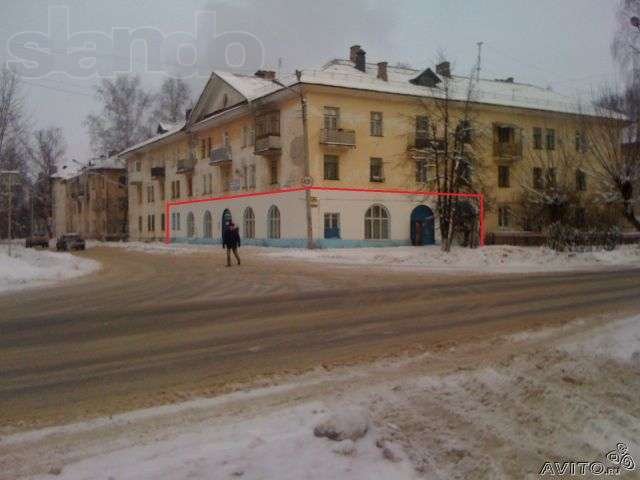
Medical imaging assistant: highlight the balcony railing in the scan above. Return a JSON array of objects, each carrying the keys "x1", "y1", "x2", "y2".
[
  {"x1": 493, "y1": 142, "x2": 522, "y2": 160},
  {"x1": 407, "y1": 135, "x2": 445, "y2": 157},
  {"x1": 254, "y1": 135, "x2": 282, "y2": 155},
  {"x1": 320, "y1": 128, "x2": 356, "y2": 147},
  {"x1": 151, "y1": 166, "x2": 165, "y2": 178},
  {"x1": 209, "y1": 146, "x2": 232, "y2": 165},
  {"x1": 176, "y1": 157, "x2": 195, "y2": 173}
]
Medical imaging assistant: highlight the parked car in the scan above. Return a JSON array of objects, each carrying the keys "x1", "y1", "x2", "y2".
[
  {"x1": 25, "y1": 233, "x2": 50, "y2": 249},
  {"x1": 56, "y1": 233, "x2": 86, "y2": 251}
]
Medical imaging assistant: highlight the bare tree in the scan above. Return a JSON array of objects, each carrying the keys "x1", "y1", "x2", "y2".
[
  {"x1": 586, "y1": 92, "x2": 640, "y2": 231},
  {"x1": 27, "y1": 127, "x2": 66, "y2": 234},
  {"x1": 85, "y1": 74, "x2": 153, "y2": 155},
  {"x1": 0, "y1": 67, "x2": 26, "y2": 165},
  {"x1": 514, "y1": 126, "x2": 587, "y2": 230},
  {"x1": 152, "y1": 77, "x2": 192, "y2": 125},
  {"x1": 411, "y1": 59, "x2": 488, "y2": 251}
]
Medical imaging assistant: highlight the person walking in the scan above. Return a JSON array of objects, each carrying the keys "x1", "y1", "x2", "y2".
[{"x1": 222, "y1": 221, "x2": 241, "y2": 267}]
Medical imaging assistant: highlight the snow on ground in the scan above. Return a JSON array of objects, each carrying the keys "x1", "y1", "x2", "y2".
[
  {"x1": 89, "y1": 240, "x2": 640, "y2": 273},
  {"x1": 4, "y1": 314, "x2": 640, "y2": 479},
  {"x1": 0, "y1": 244, "x2": 100, "y2": 294},
  {"x1": 262, "y1": 244, "x2": 640, "y2": 273}
]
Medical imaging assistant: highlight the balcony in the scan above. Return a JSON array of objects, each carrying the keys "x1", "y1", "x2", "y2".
[
  {"x1": 319, "y1": 129, "x2": 356, "y2": 147},
  {"x1": 176, "y1": 157, "x2": 195, "y2": 174},
  {"x1": 407, "y1": 135, "x2": 445, "y2": 158},
  {"x1": 209, "y1": 146, "x2": 232, "y2": 165},
  {"x1": 254, "y1": 135, "x2": 282, "y2": 156},
  {"x1": 493, "y1": 142, "x2": 522, "y2": 161},
  {"x1": 151, "y1": 166, "x2": 165, "y2": 178}
]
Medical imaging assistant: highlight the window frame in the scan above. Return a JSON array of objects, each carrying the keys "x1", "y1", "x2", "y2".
[
  {"x1": 370, "y1": 111, "x2": 383, "y2": 137},
  {"x1": 323, "y1": 155, "x2": 339, "y2": 180},
  {"x1": 364, "y1": 204, "x2": 390, "y2": 240},
  {"x1": 267, "y1": 205, "x2": 281, "y2": 239},
  {"x1": 369, "y1": 157, "x2": 384, "y2": 182},
  {"x1": 498, "y1": 165, "x2": 510, "y2": 188}
]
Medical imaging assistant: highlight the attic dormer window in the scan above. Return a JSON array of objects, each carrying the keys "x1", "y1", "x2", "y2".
[
  {"x1": 409, "y1": 68, "x2": 441, "y2": 88},
  {"x1": 222, "y1": 94, "x2": 228, "y2": 108}
]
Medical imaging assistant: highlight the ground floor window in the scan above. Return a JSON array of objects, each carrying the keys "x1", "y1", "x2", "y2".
[
  {"x1": 171, "y1": 212, "x2": 181, "y2": 231},
  {"x1": 324, "y1": 213, "x2": 340, "y2": 239},
  {"x1": 203, "y1": 211, "x2": 212, "y2": 238},
  {"x1": 268, "y1": 205, "x2": 280, "y2": 239},
  {"x1": 364, "y1": 204, "x2": 389, "y2": 240},
  {"x1": 498, "y1": 205, "x2": 511, "y2": 228},
  {"x1": 161, "y1": 213, "x2": 165, "y2": 232},
  {"x1": 186, "y1": 212, "x2": 195, "y2": 237},
  {"x1": 244, "y1": 207, "x2": 255, "y2": 239}
]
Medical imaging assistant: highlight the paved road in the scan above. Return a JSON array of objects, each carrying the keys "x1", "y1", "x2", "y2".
[{"x1": 1, "y1": 247, "x2": 639, "y2": 429}]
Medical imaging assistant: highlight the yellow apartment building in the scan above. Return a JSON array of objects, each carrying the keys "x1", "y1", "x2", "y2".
[{"x1": 120, "y1": 45, "x2": 616, "y2": 247}]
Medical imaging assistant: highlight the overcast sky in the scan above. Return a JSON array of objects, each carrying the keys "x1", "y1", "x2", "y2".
[{"x1": 0, "y1": 0, "x2": 622, "y2": 165}]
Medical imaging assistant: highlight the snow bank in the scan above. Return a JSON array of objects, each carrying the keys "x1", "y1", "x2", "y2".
[
  {"x1": 260, "y1": 244, "x2": 640, "y2": 273},
  {"x1": 86, "y1": 240, "x2": 214, "y2": 255},
  {"x1": 0, "y1": 244, "x2": 100, "y2": 293},
  {"x1": 25, "y1": 403, "x2": 416, "y2": 480},
  {"x1": 561, "y1": 314, "x2": 640, "y2": 364}
]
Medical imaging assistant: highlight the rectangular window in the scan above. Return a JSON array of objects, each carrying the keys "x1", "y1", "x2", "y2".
[
  {"x1": 498, "y1": 165, "x2": 510, "y2": 188},
  {"x1": 207, "y1": 137, "x2": 211, "y2": 154},
  {"x1": 497, "y1": 126, "x2": 513, "y2": 143},
  {"x1": 546, "y1": 129, "x2": 556, "y2": 150},
  {"x1": 135, "y1": 161, "x2": 141, "y2": 172},
  {"x1": 161, "y1": 213, "x2": 165, "y2": 231},
  {"x1": 186, "y1": 177, "x2": 193, "y2": 197},
  {"x1": 176, "y1": 212, "x2": 181, "y2": 230},
  {"x1": 175, "y1": 180, "x2": 181, "y2": 198},
  {"x1": 159, "y1": 183, "x2": 165, "y2": 200},
  {"x1": 416, "y1": 116, "x2": 429, "y2": 140},
  {"x1": 533, "y1": 127, "x2": 542, "y2": 150},
  {"x1": 136, "y1": 185, "x2": 142, "y2": 204},
  {"x1": 370, "y1": 112, "x2": 383, "y2": 136},
  {"x1": 208, "y1": 173, "x2": 213, "y2": 193},
  {"x1": 270, "y1": 159, "x2": 278, "y2": 185},
  {"x1": 323, "y1": 107, "x2": 340, "y2": 130},
  {"x1": 250, "y1": 165, "x2": 256, "y2": 188},
  {"x1": 138, "y1": 216, "x2": 142, "y2": 232},
  {"x1": 147, "y1": 185, "x2": 154, "y2": 203},
  {"x1": 546, "y1": 168, "x2": 557, "y2": 187},
  {"x1": 324, "y1": 213, "x2": 340, "y2": 239},
  {"x1": 243, "y1": 165, "x2": 248, "y2": 189},
  {"x1": 242, "y1": 126, "x2": 248, "y2": 148},
  {"x1": 498, "y1": 206, "x2": 511, "y2": 228},
  {"x1": 200, "y1": 139, "x2": 206, "y2": 159},
  {"x1": 370, "y1": 158, "x2": 384, "y2": 182},
  {"x1": 575, "y1": 130, "x2": 587, "y2": 152},
  {"x1": 323, "y1": 155, "x2": 339, "y2": 180},
  {"x1": 223, "y1": 131, "x2": 229, "y2": 147},
  {"x1": 533, "y1": 167, "x2": 543, "y2": 190},
  {"x1": 576, "y1": 169, "x2": 587, "y2": 191},
  {"x1": 415, "y1": 160, "x2": 428, "y2": 183}
]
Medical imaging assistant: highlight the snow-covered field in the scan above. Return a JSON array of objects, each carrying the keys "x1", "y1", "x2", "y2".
[
  {"x1": 0, "y1": 244, "x2": 100, "y2": 294},
  {"x1": 90, "y1": 240, "x2": 640, "y2": 273},
  {"x1": 4, "y1": 314, "x2": 640, "y2": 479}
]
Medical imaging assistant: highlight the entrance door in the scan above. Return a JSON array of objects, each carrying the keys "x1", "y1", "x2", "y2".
[{"x1": 410, "y1": 205, "x2": 435, "y2": 245}]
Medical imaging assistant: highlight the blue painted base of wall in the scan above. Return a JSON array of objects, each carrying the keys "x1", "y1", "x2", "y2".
[{"x1": 171, "y1": 237, "x2": 432, "y2": 249}]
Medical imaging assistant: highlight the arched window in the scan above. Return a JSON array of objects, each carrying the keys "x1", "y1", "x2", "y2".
[
  {"x1": 203, "y1": 211, "x2": 213, "y2": 239},
  {"x1": 364, "y1": 204, "x2": 389, "y2": 240},
  {"x1": 267, "y1": 206, "x2": 281, "y2": 239},
  {"x1": 244, "y1": 207, "x2": 255, "y2": 239},
  {"x1": 186, "y1": 212, "x2": 195, "y2": 238}
]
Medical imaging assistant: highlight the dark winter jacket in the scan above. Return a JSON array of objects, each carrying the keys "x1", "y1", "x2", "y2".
[{"x1": 222, "y1": 226, "x2": 241, "y2": 249}]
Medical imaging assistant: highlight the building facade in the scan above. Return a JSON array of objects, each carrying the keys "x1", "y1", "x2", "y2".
[
  {"x1": 120, "y1": 46, "x2": 618, "y2": 247},
  {"x1": 51, "y1": 156, "x2": 128, "y2": 240}
]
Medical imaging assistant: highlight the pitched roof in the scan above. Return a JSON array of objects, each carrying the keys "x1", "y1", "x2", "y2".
[
  {"x1": 213, "y1": 71, "x2": 282, "y2": 101},
  {"x1": 119, "y1": 120, "x2": 186, "y2": 156},
  {"x1": 296, "y1": 59, "x2": 615, "y2": 118}
]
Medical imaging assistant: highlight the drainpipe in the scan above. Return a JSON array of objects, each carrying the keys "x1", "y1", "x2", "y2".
[{"x1": 273, "y1": 71, "x2": 314, "y2": 249}]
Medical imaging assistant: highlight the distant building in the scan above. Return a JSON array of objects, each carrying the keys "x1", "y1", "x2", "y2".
[
  {"x1": 119, "y1": 45, "x2": 622, "y2": 247},
  {"x1": 51, "y1": 156, "x2": 128, "y2": 240}
]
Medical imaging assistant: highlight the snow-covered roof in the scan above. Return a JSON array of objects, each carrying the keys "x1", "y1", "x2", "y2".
[
  {"x1": 119, "y1": 120, "x2": 186, "y2": 156},
  {"x1": 87, "y1": 155, "x2": 125, "y2": 170},
  {"x1": 213, "y1": 70, "x2": 282, "y2": 101},
  {"x1": 295, "y1": 59, "x2": 615, "y2": 118}
]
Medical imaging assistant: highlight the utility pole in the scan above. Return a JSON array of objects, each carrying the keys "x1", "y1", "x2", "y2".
[
  {"x1": 272, "y1": 71, "x2": 314, "y2": 249},
  {"x1": 1, "y1": 170, "x2": 20, "y2": 256},
  {"x1": 475, "y1": 41, "x2": 484, "y2": 82}
]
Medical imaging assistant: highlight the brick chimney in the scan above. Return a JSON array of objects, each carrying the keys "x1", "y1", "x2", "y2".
[
  {"x1": 355, "y1": 48, "x2": 367, "y2": 73},
  {"x1": 255, "y1": 70, "x2": 276, "y2": 80},
  {"x1": 436, "y1": 61, "x2": 451, "y2": 78},
  {"x1": 377, "y1": 61, "x2": 388, "y2": 81},
  {"x1": 350, "y1": 45, "x2": 362, "y2": 63}
]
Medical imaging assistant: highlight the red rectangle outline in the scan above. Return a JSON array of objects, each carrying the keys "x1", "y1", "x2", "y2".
[{"x1": 164, "y1": 186, "x2": 485, "y2": 247}]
